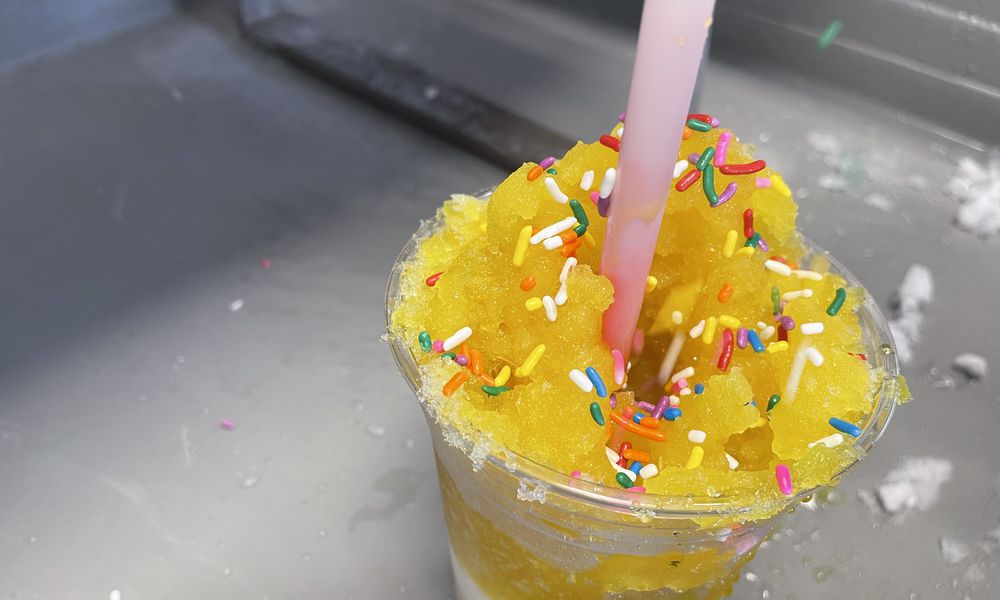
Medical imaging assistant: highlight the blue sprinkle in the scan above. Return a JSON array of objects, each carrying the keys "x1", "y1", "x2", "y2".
[
  {"x1": 665, "y1": 408, "x2": 682, "y2": 421},
  {"x1": 585, "y1": 366, "x2": 608, "y2": 398},
  {"x1": 747, "y1": 330, "x2": 765, "y2": 352},
  {"x1": 694, "y1": 383, "x2": 705, "y2": 394},
  {"x1": 632, "y1": 412, "x2": 647, "y2": 424},
  {"x1": 829, "y1": 417, "x2": 862, "y2": 437},
  {"x1": 628, "y1": 461, "x2": 643, "y2": 476}
]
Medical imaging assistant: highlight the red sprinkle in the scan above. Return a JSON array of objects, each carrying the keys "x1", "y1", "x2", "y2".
[
  {"x1": 778, "y1": 325, "x2": 788, "y2": 342},
  {"x1": 718, "y1": 329, "x2": 735, "y2": 371},
  {"x1": 687, "y1": 113, "x2": 713, "y2": 125},
  {"x1": 848, "y1": 352, "x2": 868, "y2": 361},
  {"x1": 675, "y1": 169, "x2": 701, "y2": 192},
  {"x1": 720, "y1": 160, "x2": 766, "y2": 175},
  {"x1": 743, "y1": 209, "x2": 754, "y2": 238},
  {"x1": 599, "y1": 135, "x2": 621, "y2": 152},
  {"x1": 425, "y1": 272, "x2": 443, "y2": 286},
  {"x1": 617, "y1": 441, "x2": 632, "y2": 467}
]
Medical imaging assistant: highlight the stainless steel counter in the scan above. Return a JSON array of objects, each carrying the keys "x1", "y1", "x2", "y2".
[{"x1": 0, "y1": 2, "x2": 997, "y2": 598}]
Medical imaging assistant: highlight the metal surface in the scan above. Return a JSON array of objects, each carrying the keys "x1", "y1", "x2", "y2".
[{"x1": 0, "y1": 1, "x2": 998, "y2": 599}]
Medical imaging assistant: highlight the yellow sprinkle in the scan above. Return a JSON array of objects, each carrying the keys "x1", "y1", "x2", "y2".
[
  {"x1": 771, "y1": 174, "x2": 792, "y2": 197},
  {"x1": 646, "y1": 276, "x2": 658, "y2": 293},
  {"x1": 722, "y1": 230, "x2": 738, "y2": 258},
  {"x1": 524, "y1": 297, "x2": 543, "y2": 311},
  {"x1": 512, "y1": 225, "x2": 532, "y2": 266},
  {"x1": 766, "y1": 341, "x2": 789, "y2": 354},
  {"x1": 734, "y1": 246, "x2": 755, "y2": 257},
  {"x1": 718, "y1": 314, "x2": 740, "y2": 329},
  {"x1": 514, "y1": 344, "x2": 546, "y2": 378},
  {"x1": 581, "y1": 231, "x2": 596, "y2": 248},
  {"x1": 701, "y1": 316, "x2": 717, "y2": 345},
  {"x1": 671, "y1": 310, "x2": 683, "y2": 325},
  {"x1": 685, "y1": 446, "x2": 704, "y2": 470},
  {"x1": 494, "y1": 365, "x2": 511, "y2": 387}
]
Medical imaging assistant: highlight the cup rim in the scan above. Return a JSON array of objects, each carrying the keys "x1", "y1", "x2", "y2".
[{"x1": 386, "y1": 189, "x2": 900, "y2": 519}]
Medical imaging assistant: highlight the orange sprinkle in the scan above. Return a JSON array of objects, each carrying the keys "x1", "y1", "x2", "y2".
[
  {"x1": 479, "y1": 373, "x2": 495, "y2": 386},
  {"x1": 527, "y1": 165, "x2": 544, "y2": 181},
  {"x1": 717, "y1": 283, "x2": 734, "y2": 303},
  {"x1": 443, "y1": 371, "x2": 468, "y2": 396},
  {"x1": 610, "y1": 412, "x2": 666, "y2": 442},
  {"x1": 519, "y1": 275, "x2": 536, "y2": 291},
  {"x1": 622, "y1": 405, "x2": 635, "y2": 419},
  {"x1": 622, "y1": 449, "x2": 651, "y2": 463},
  {"x1": 682, "y1": 127, "x2": 693, "y2": 140},
  {"x1": 559, "y1": 230, "x2": 578, "y2": 244},
  {"x1": 460, "y1": 342, "x2": 470, "y2": 359},
  {"x1": 639, "y1": 417, "x2": 661, "y2": 429},
  {"x1": 770, "y1": 256, "x2": 799, "y2": 270},
  {"x1": 559, "y1": 239, "x2": 581, "y2": 258},
  {"x1": 469, "y1": 349, "x2": 483, "y2": 377}
]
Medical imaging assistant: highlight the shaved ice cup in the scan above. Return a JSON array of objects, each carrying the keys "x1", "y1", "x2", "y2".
[{"x1": 386, "y1": 190, "x2": 900, "y2": 599}]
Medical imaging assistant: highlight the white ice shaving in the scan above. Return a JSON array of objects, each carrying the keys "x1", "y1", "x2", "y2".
[
  {"x1": 888, "y1": 264, "x2": 934, "y2": 365},
  {"x1": 863, "y1": 456, "x2": 953, "y2": 516},
  {"x1": 952, "y1": 353, "x2": 989, "y2": 381},
  {"x1": 939, "y1": 536, "x2": 970, "y2": 565},
  {"x1": 516, "y1": 479, "x2": 549, "y2": 504},
  {"x1": 944, "y1": 151, "x2": 1000, "y2": 239}
]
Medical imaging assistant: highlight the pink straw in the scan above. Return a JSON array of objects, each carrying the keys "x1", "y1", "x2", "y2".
[{"x1": 601, "y1": 1, "x2": 716, "y2": 360}]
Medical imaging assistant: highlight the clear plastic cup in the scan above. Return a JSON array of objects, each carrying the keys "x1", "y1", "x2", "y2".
[{"x1": 386, "y1": 191, "x2": 900, "y2": 599}]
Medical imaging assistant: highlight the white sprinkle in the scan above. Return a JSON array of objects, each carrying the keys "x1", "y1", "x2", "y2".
[
  {"x1": 671, "y1": 310, "x2": 683, "y2": 325},
  {"x1": 657, "y1": 333, "x2": 686, "y2": 385},
  {"x1": 544, "y1": 177, "x2": 569, "y2": 204},
  {"x1": 809, "y1": 433, "x2": 844, "y2": 448},
  {"x1": 605, "y1": 446, "x2": 620, "y2": 464},
  {"x1": 725, "y1": 452, "x2": 740, "y2": 470},
  {"x1": 784, "y1": 344, "x2": 811, "y2": 402},
  {"x1": 673, "y1": 160, "x2": 689, "y2": 179},
  {"x1": 764, "y1": 260, "x2": 793, "y2": 276},
  {"x1": 689, "y1": 319, "x2": 706, "y2": 338},
  {"x1": 569, "y1": 369, "x2": 594, "y2": 393},
  {"x1": 951, "y1": 353, "x2": 988, "y2": 381},
  {"x1": 756, "y1": 321, "x2": 768, "y2": 330},
  {"x1": 679, "y1": 387, "x2": 691, "y2": 396},
  {"x1": 442, "y1": 326, "x2": 472, "y2": 351},
  {"x1": 530, "y1": 216, "x2": 576, "y2": 244},
  {"x1": 599, "y1": 168, "x2": 617, "y2": 199},
  {"x1": 760, "y1": 325, "x2": 776, "y2": 341},
  {"x1": 687, "y1": 430, "x2": 707, "y2": 444},
  {"x1": 554, "y1": 281, "x2": 568, "y2": 306},
  {"x1": 639, "y1": 463, "x2": 659, "y2": 479},
  {"x1": 668, "y1": 395, "x2": 680, "y2": 407},
  {"x1": 580, "y1": 170, "x2": 595, "y2": 191},
  {"x1": 782, "y1": 289, "x2": 815, "y2": 301},
  {"x1": 794, "y1": 269, "x2": 824, "y2": 281},
  {"x1": 228, "y1": 299, "x2": 244, "y2": 312},
  {"x1": 542, "y1": 236, "x2": 564, "y2": 250},
  {"x1": 800, "y1": 322, "x2": 825, "y2": 335},
  {"x1": 559, "y1": 257, "x2": 577, "y2": 282},
  {"x1": 805, "y1": 347, "x2": 824, "y2": 366},
  {"x1": 542, "y1": 295, "x2": 558, "y2": 321},
  {"x1": 671, "y1": 366, "x2": 695, "y2": 383}
]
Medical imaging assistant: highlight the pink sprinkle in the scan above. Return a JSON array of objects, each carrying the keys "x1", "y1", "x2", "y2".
[
  {"x1": 676, "y1": 378, "x2": 689, "y2": 390},
  {"x1": 431, "y1": 340, "x2": 444, "y2": 353},
  {"x1": 570, "y1": 470, "x2": 582, "y2": 478},
  {"x1": 539, "y1": 156, "x2": 556, "y2": 169},
  {"x1": 618, "y1": 112, "x2": 626, "y2": 122},
  {"x1": 637, "y1": 401, "x2": 657, "y2": 412},
  {"x1": 609, "y1": 393, "x2": 617, "y2": 409},
  {"x1": 627, "y1": 486, "x2": 646, "y2": 493},
  {"x1": 455, "y1": 354, "x2": 469, "y2": 366},
  {"x1": 775, "y1": 464, "x2": 793, "y2": 496},
  {"x1": 755, "y1": 177, "x2": 771, "y2": 188},
  {"x1": 220, "y1": 419, "x2": 234, "y2": 431},
  {"x1": 710, "y1": 117, "x2": 720, "y2": 128},
  {"x1": 260, "y1": 258, "x2": 272, "y2": 270},
  {"x1": 715, "y1": 182, "x2": 738, "y2": 206},
  {"x1": 611, "y1": 349, "x2": 626, "y2": 385},
  {"x1": 632, "y1": 329, "x2": 645, "y2": 355},
  {"x1": 590, "y1": 190, "x2": 600, "y2": 205},
  {"x1": 736, "y1": 327, "x2": 749, "y2": 349},
  {"x1": 688, "y1": 153, "x2": 701, "y2": 163},
  {"x1": 714, "y1": 131, "x2": 731, "y2": 167}
]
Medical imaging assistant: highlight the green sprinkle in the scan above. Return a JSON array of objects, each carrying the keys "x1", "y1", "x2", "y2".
[
  {"x1": 589, "y1": 401, "x2": 605, "y2": 426},
  {"x1": 745, "y1": 232, "x2": 761, "y2": 248},
  {"x1": 703, "y1": 165, "x2": 718, "y2": 205},
  {"x1": 418, "y1": 331, "x2": 432, "y2": 352},
  {"x1": 573, "y1": 223, "x2": 588, "y2": 238},
  {"x1": 771, "y1": 286, "x2": 781, "y2": 315},
  {"x1": 482, "y1": 385, "x2": 511, "y2": 396},
  {"x1": 767, "y1": 394, "x2": 781, "y2": 411},
  {"x1": 546, "y1": 168, "x2": 558, "y2": 175},
  {"x1": 615, "y1": 472, "x2": 634, "y2": 488},
  {"x1": 686, "y1": 118, "x2": 711, "y2": 132},
  {"x1": 696, "y1": 147, "x2": 716, "y2": 171},
  {"x1": 827, "y1": 287, "x2": 847, "y2": 316},
  {"x1": 569, "y1": 199, "x2": 590, "y2": 228},
  {"x1": 818, "y1": 20, "x2": 843, "y2": 50},
  {"x1": 441, "y1": 352, "x2": 456, "y2": 360}
]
